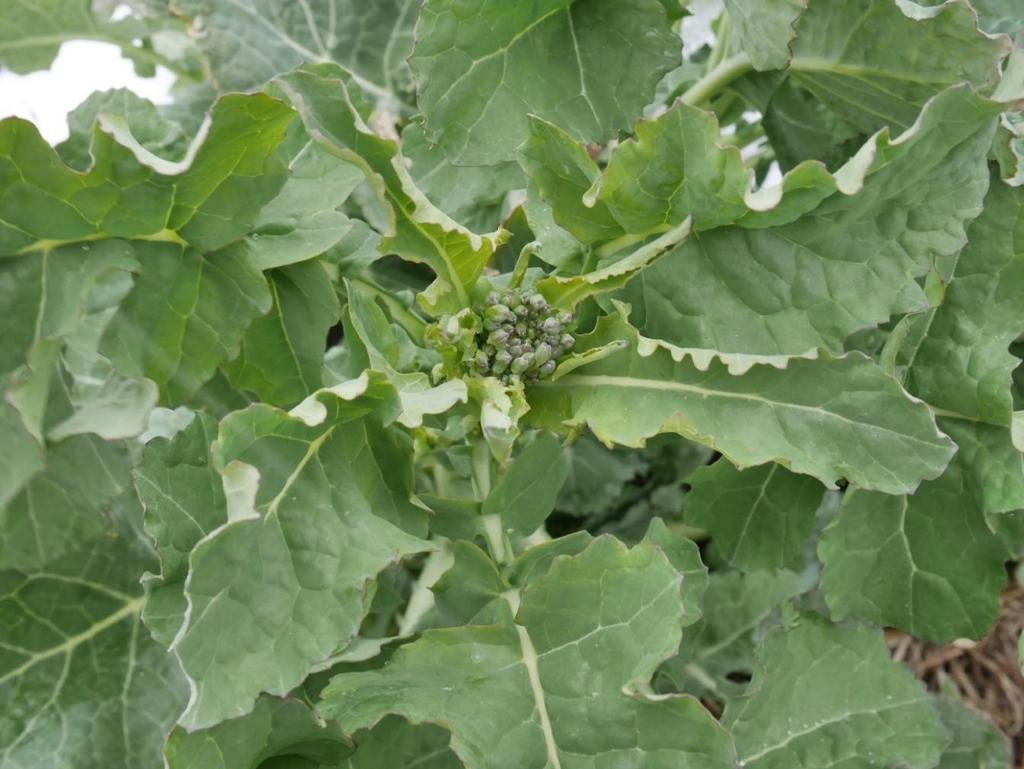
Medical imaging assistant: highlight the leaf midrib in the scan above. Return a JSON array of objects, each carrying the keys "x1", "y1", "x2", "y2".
[
  {"x1": 543, "y1": 373, "x2": 944, "y2": 451},
  {"x1": 0, "y1": 595, "x2": 145, "y2": 686}
]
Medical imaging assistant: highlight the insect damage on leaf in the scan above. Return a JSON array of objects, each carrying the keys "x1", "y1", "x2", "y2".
[{"x1": 1, "y1": 0, "x2": 1022, "y2": 767}]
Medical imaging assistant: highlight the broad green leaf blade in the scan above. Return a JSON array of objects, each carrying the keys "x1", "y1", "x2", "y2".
[
  {"x1": 537, "y1": 219, "x2": 693, "y2": 311},
  {"x1": 134, "y1": 412, "x2": 226, "y2": 646},
  {"x1": 430, "y1": 541, "x2": 510, "y2": 627},
  {"x1": 724, "y1": 0, "x2": 805, "y2": 71},
  {"x1": 172, "y1": 375, "x2": 431, "y2": 729},
  {"x1": 342, "y1": 716, "x2": 461, "y2": 769},
  {"x1": 657, "y1": 569, "x2": 807, "y2": 700},
  {"x1": 275, "y1": 64, "x2": 506, "y2": 314},
  {"x1": 322, "y1": 536, "x2": 736, "y2": 769},
  {"x1": 642, "y1": 517, "x2": 708, "y2": 627},
  {"x1": 0, "y1": 499, "x2": 187, "y2": 769},
  {"x1": 517, "y1": 117, "x2": 623, "y2": 245},
  {"x1": 557, "y1": 435, "x2": 644, "y2": 517},
  {"x1": 0, "y1": 240, "x2": 154, "y2": 507},
  {"x1": 0, "y1": 92, "x2": 294, "y2": 254},
  {"x1": 788, "y1": 0, "x2": 1008, "y2": 135},
  {"x1": 818, "y1": 427, "x2": 1008, "y2": 643},
  {"x1": 0, "y1": 0, "x2": 184, "y2": 74},
  {"x1": 343, "y1": 280, "x2": 468, "y2": 427},
  {"x1": 619, "y1": 86, "x2": 1000, "y2": 358},
  {"x1": 175, "y1": 0, "x2": 419, "y2": 96},
  {"x1": 724, "y1": 616, "x2": 946, "y2": 769},
  {"x1": 58, "y1": 88, "x2": 189, "y2": 172},
  {"x1": 0, "y1": 240, "x2": 137, "y2": 383},
  {"x1": 934, "y1": 696, "x2": 1011, "y2": 769},
  {"x1": 970, "y1": 0, "x2": 1024, "y2": 34},
  {"x1": 760, "y1": 78, "x2": 867, "y2": 170},
  {"x1": 903, "y1": 178, "x2": 1024, "y2": 426},
  {"x1": 225, "y1": 260, "x2": 341, "y2": 407},
  {"x1": 409, "y1": 0, "x2": 681, "y2": 165},
  {"x1": 0, "y1": 398, "x2": 45, "y2": 508},
  {"x1": 528, "y1": 311, "x2": 955, "y2": 494},
  {"x1": 245, "y1": 125, "x2": 365, "y2": 270},
  {"x1": 404, "y1": 121, "x2": 524, "y2": 233},
  {"x1": 591, "y1": 102, "x2": 751, "y2": 233},
  {"x1": 686, "y1": 460, "x2": 824, "y2": 571},
  {"x1": 164, "y1": 696, "x2": 351, "y2": 769},
  {"x1": 482, "y1": 432, "x2": 569, "y2": 536},
  {"x1": 100, "y1": 242, "x2": 272, "y2": 403},
  {"x1": 0, "y1": 435, "x2": 131, "y2": 573},
  {"x1": 941, "y1": 418, "x2": 1024, "y2": 517}
]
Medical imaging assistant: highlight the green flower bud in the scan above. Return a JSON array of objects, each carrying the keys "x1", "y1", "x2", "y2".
[
  {"x1": 533, "y1": 342, "x2": 553, "y2": 366},
  {"x1": 542, "y1": 317, "x2": 561, "y2": 334},
  {"x1": 510, "y1": 354, "x2": 534, "y2": 374},
  {"x1": 560, "y1": 333, "x2": 575, "y2": 350},
  {"x1": 473, "y1": 350, "x2": 490, "y2": 373},
  {"x1": 492, "y1": 350, "x2": 513, "y2": 374},
  {"x1": 487, "y1": 329, "x2": 510, "y2": 346},
  {"x1": 539, "y1": 360, "x2": 556, "y2": 377}
]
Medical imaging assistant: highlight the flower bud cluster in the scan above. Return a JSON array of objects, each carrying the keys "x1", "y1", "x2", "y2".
[
  {"x1": 427, "y1": 287, "x2": 575, "y2": 386},
  {"x1": 468, "y1": 287, "x2": 574, "y2": 384}
]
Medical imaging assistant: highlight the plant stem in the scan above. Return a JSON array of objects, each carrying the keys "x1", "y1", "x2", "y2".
[
  {"x1": 704, "y1": 11, "x2": 731, "y2": 74},
  {"x1": 679, "y1": 53, "x2": 753, "y2": 108}
]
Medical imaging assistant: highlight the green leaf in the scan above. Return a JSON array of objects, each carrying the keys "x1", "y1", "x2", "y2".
[
  {"x1": 0, "y1": 92, "x2": 294, "y2": 254},
  {"x1": 591, "y1": 102, "x2": 752, "y2": 233},
  {"x1": 818, "y1": 432, "x2": 1008, "y2": 643},
  {"x1": 343, "y1": 279, "x2": 468, "y2": 426},
  {"x1": 934, "y1": 696, "x2": 1011, "y2": 769},
  {"x1": 0, "y1": 435, "x2": 131, "y2": 572},
  {"x1": 275, "y1": 64, "x2": 506, "y2": 315},
  {"x1": 686, "y1": 460, "x2": 824, "y2": 571},
  {"x1": 244, "y1": 124, "x2": 365, "y2": 271},
  {"x1": 174, "y1": 0, "x2": 419, "y2": 96},
  {"x1": 657, "y1": 570, "x2": 806, "y2": 700},
  {"x1": 642, "y1": 518, "x2": 708, "y2": 627},
  {"x1": 58, "y1": 88, "x2": 188, "y2": 172},
  {"x1": 100, "y1": 241, "x2": 272, "y2": 403},
  {"x1": 409, "y1": 0, "x2": 681, "y2": 165},
  {"x1": 342, "y1": 716, "x2": 461, "y2": 769},
  {"x1": 403, "y1": 121, "x2": 524, "y2": 233},
  {"x1": 970, "y1": 0, "x2": 1024, "y2": 34},
  {"x1": 724, "y1": 616, "x2": 946, "y2": 769},
  {"x1": 941, "y1": 418, "x2": 1024, "y2": 517},
  {"x1": 517, "y1": 117, "x2": 622, "y2": 245},
  {"x1": 134, "y1": 413, "x2": 226, "y2": 646},
  {"x1": 482, "y1": 432, "x2": 569, "y2": 536},
  {"x1": 322, "y1": 536, "x2": 736, "y2": 769},
  {"x1": 528, "y1": 310, "x2": 956, "y2": 494},
  {"x1": 170, "y1": 374, "x2": 431, "y2": 729},
  {"x1": 619, "y1": 86, "x2": 1000, "y2": 358},
  {"x1": 0, "y1": 498, "x2": 188, "y2": 769},
  {"x1": 430, "y1": 541, "x2": 510, "y2": 627},
  {"x1": 903, "y1": 178, "x2": 1024, "y2": 427},
  {"x1": 557, "y1": 435, "x2": 645, "y2": 517},
  {"x1": 0, "y1": 0, "x2": 185, "y2": 75},
  {"x1": 225, "y1": 260, "x2": 341, "y2": 407},
  {"x1": 164, "y1": 696, "x2": 352, "y2": 769},
  {"x1": 760, "y1": 78, "x2": 866, "y2": 170},
  {"x1": 724, "y1": 0, "x2": 805, "y2": 71},
  {"x1": 787, "y1": 0, "x2": 1009, "y2": 135}
]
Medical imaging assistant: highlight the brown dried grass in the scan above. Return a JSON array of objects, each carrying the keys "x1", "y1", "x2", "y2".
[{"x1": 887, "y1": 583, "x2": 1024, "y2": 767}]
